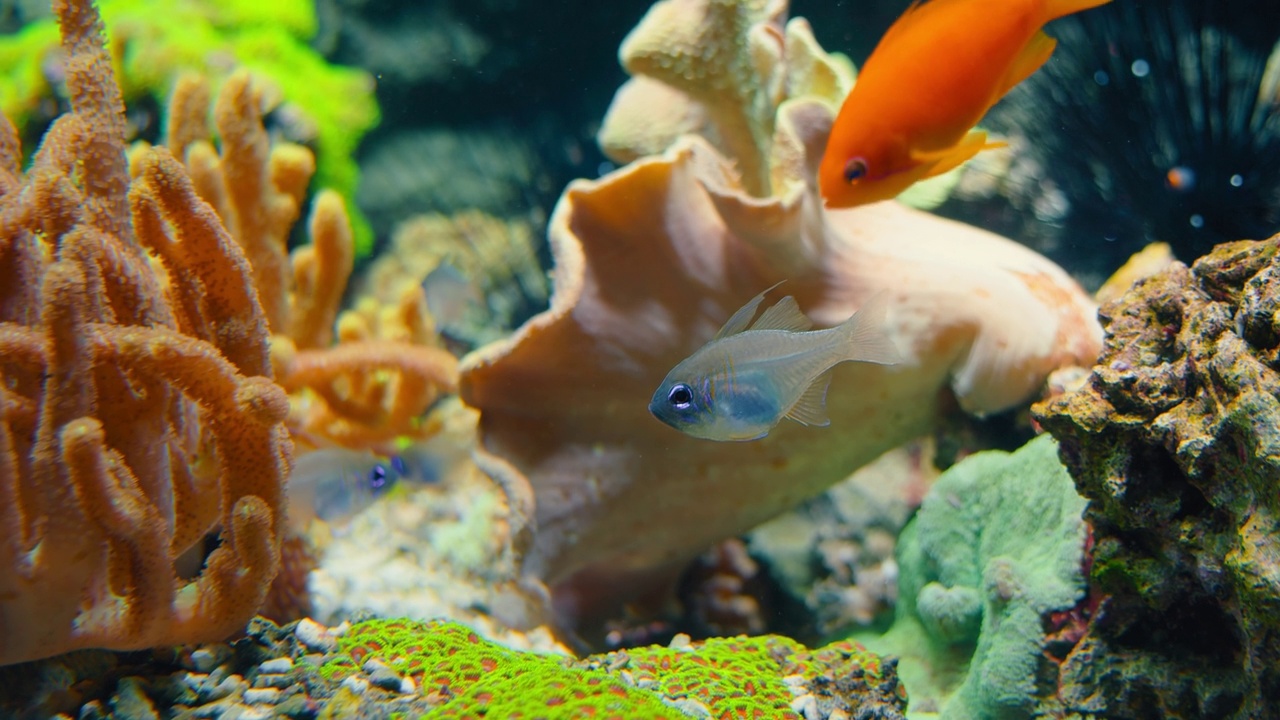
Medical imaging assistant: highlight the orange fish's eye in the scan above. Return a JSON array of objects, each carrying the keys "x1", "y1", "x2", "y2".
[{"x1": 843, "y1": 157, "x2": 868, "y2": 183}]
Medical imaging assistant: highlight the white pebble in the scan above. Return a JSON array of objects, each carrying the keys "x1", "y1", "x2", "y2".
[
  {"x1": 341, "y1": 676, "x2": 369, "y2": 695},
  {"x1": 296, "y1": 618, "x2": 337, "y2": 652},
  {"x1": 243, "y1": 688, "x2": 281, "y2": 704},
  {"x1": 828, "y1": 710, "x2": 850, "y2": 720},
  {"x1": 182, "y1": 672, "x2": 209, "y2": 694},
  {"x1": 665, "y1": 698, "x2": 711, "y2": 718},
  {"x1": 399, "y1": 675, "x2": 416, "y2": 694},
  {"x1": 257, "y1": 657, "x2": 293, "y2": 674},
  {"x1": 361, "y1": 659, "x2": 391, "y2": 675},
  {"x1": 790, "y1": 693, "x2": 819, "y2": 719},
  {"x1": 668, "y1": 633, "x2": 693, "y2": 651},
  {"x1": 190, "y1": 649, "x2": 219, "y2": 673}
]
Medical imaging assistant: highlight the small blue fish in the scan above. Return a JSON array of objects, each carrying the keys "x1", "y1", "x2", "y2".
[{"x1": 649, "y1": 285, "x2": 899, "y2": 441}]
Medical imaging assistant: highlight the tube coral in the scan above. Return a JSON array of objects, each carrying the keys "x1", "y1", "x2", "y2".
[
  {"x1": 152, "y1": 70, "x2": 459, "y2": 451},
  {"x1": 0, "y1": 0, "x2": 291, "y2": 666}
]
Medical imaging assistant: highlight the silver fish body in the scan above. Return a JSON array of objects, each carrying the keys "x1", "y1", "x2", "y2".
[{"x1": 649, "y1": 287, "x2": 898, "y2": 441}]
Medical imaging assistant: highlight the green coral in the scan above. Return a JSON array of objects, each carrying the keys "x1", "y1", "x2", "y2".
[
  {"x1": 857, "y1": 434, "x2": 1088, "y2": 718},
  {"x1": 321, "y1": 619, "x2": 684, "y2": 719},
  {"x1": 321, "y1": 618, "x2": 907, "y2": 719},
  {"x1": 0, "y1": 0, "x2": 378, "y2": 254}
]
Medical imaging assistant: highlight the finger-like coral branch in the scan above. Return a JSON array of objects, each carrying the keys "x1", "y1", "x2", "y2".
[
  {"x1": 0, "y1": 0, "x2": 291, "y2": 667},
  {"x1": 278, "y1": 340, "x2": 459, "y2": 447},
  {"x1": 162, "y1": 72, "x2": 455, "y2": 451}
]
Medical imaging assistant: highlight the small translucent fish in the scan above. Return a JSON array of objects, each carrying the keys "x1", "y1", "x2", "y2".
[
  {"x1": 819, "y1": 0, "x2": 1112, "y2": 208},
  {"x1": 422, "y1": 261, "x2": 484, "y2": 332},
  {"x1": 286, "y1": 448, "x2": 414, "y2": 530},
  {"x1": 649, "y1": 285, "x2": 899, "y2": 442}
]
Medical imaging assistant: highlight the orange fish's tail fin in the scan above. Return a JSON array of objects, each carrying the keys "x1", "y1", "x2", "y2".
[{"x1": 1042, "y1": 0, "x2": 1112, "y2": 23}]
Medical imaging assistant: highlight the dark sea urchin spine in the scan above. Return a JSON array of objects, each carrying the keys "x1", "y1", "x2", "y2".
[{"x1": 993, "y1": 0, "x2": 1280, "y2": 265}]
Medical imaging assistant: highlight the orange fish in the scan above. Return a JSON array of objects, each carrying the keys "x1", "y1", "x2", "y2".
[{"x1": 819, "y1": 0, "x2": 1111, "y2": 208}]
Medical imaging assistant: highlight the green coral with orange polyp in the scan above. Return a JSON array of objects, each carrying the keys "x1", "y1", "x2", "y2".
[{"x1": 321, "y1": 619, "x2": 907, "y2": 719}]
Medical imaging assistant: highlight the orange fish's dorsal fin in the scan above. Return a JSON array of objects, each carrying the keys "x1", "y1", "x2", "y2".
[
  {"x1": 713, "y1": 281, "x2": 785, "y2": 340},
  {"x1": 874, "y1": 0, "x2": 930, "y2": 48},
  {"x1": 911, "y1": 131, "x2": 1006, "y2": 177},
  {"x1": 786, "y1": 369, "x2": 833, "y2": 427},
  {"x1": 994, "y1": 29, "x2": 1058, "y2": 100},
  {"x1": 749, "y1": 296, "x2": 813, "y2": 333},
  {"x1": 1043, "y1": 0, "x2": 1113, "y2": 22}
]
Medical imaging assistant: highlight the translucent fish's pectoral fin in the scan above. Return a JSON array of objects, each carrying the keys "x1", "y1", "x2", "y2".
[
  {"x1": 911, "y1": 132, "x2": 1006, "y2": 178},
  {"x1": 713, "y1": 280, "x2": 785, "y2": 340},
  {"x1": 997, "y1": 29, "x2": 1057, "y2": 98},
  {"x1": 786, "y1": 370, "x2": 833, "y2": 427},
  {"x1": 749, "y1": 296, "x2": 813, "y2": 332}
]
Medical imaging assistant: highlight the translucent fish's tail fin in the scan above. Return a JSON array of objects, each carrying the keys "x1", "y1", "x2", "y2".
[{"x1": 841, "y1": 292, "x2": 901, "y2": 365}]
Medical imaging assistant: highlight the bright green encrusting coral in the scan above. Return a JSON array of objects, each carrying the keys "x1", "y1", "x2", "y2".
[
  {"x1": 322, "y1": 618, "x2": 908, "y2": 719},
  {"x1": 0, "y1": 0, "x2": 378, "y2": 254},
  {"x1": 857, "y1": 434, "x2": 1088, "y2": 719},
  {"x1": 321, "y1": 619, "x2": 683, "y2": 719}
]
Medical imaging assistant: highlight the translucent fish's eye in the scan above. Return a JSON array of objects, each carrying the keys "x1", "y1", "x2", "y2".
[
  {"x1": 368, "y1": 464, "x2": 389, "y2": 491},
  {"x1": 844, "y1": 157, "x2": 868, "y2": 183},
  {"x1": 668, "y1": 384, "x2": 694, "y2": 410},
  {"x1": 390, "y1": 455, "x2": 408, "y2": 475}
]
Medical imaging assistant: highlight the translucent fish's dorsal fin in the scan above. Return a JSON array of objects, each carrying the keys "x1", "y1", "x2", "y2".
[
  {"x1": 749, "y1": 296, "x2": 813, "y2": 333},
  {"x1": 841, "y1": 292, "x2": 902, "y2": 365},
  {"x1": 786, "y1": 369, "x2": 833, "y2": 427},
  {"x1": 713, "y1": 281, "x2": 785, "y2": 340}
]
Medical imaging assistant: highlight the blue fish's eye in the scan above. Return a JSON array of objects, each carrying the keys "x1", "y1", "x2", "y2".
[
  {"x1": 668, "y1": 384, "x2": 694, "y2": 410},
  {"x1": 844, "y1": 157, "x2": 868, "y2": 183}
]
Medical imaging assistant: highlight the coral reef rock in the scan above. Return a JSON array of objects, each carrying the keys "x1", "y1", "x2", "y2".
[{"x1": 1037, "y1": 237, "x2": 1280, "y2": 719}]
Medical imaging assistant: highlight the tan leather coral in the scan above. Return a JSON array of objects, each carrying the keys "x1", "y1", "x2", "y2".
[{"x1": 460, "y1": 0, "x2": 1102, "y2": 616}]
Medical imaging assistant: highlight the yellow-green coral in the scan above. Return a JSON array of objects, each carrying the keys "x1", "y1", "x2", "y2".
[
  {"x1": 322, "y1": 619, "x2": 908, "y2": 719},
  {"x1": 321, "y1": 620, "x2": 679, "y2": 719},
  {"x1": 0, "y1": 0, "x2": 378, "y2": 254}
]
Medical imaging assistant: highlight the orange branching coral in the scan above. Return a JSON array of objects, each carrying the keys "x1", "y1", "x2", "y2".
[
  {"x1": 0, "y1": 0, "x2": 291, "y2": 666},
  {"x1": 277, "y1": 339, "x2": 458, "y2": 449},
  {"x1": 156, "y1": 72, "x2": 458, "y2": 450}
]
